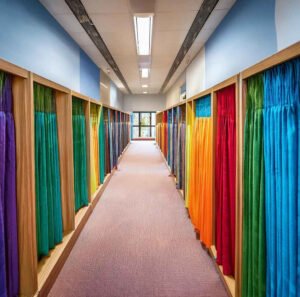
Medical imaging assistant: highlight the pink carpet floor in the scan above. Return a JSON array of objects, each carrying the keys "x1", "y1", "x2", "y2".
[{"x1": 49, "y1": 141, "x2": 228, "y2": 297}]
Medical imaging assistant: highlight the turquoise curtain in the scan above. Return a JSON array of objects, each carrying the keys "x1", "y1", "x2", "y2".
[
  {"x1": 242, "y1": 74, "x2": 266, "y2": 297},
  {"x1": 34, "y1": 83, "x2": 63, "y2": 258},
  {"x1": 72, "y1": 98, "x2": 88, "y2": 212},
  {"x1": 264, "y1": 58, "x2": 299, "y2": 297},
  {"x1": 98, "y1": 107, "x2": 106, "y2": 184}
]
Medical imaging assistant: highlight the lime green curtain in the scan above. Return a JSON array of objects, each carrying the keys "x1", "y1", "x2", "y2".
[
  {"x1": 242, "y1": 74, "x2": 266, "y2": 297},
  {"x1": 34, "y1": 83, "x2": 63, "y2": 258},
  {"x1": 99, "y1": 107, "x2": 106, "y2": 184},
  {"x1": 72, "y1": 98, "x2": 88, "y2": 212}
]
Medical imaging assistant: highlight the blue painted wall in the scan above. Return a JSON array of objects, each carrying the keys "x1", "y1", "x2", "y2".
[
  {"x1": 205, "y1": 0, "x2": 277, "y2": 88},
  {"x1": 0, "y1": 0, "x2": 100, "y2": 99},
  {"x1": 80, "y1": 50, "x2": 100, "y2": 100}
]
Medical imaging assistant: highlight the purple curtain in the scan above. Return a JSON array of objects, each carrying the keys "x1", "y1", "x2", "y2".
[{"x1": 0, "y1": 72, "x2": 19, "y2": 297}]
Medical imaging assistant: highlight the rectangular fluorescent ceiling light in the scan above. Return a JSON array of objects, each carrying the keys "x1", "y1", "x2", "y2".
[
  {"x1": 141, "y1": 68, "x2": 149, "y2": 78},
  {"x1": 134, "y1": 15, "x2": 153, "y2": 55},
  {"x1": 142, "y1": 84, "x2": 148, "y2": 88}
]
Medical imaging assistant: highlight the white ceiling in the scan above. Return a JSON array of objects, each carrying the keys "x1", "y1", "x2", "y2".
[{"x1": 39, "y1": 0, "x2": 236, "y2": 95}]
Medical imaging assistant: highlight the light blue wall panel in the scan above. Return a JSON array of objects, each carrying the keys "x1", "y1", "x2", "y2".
[
  {"x1": 205, "y1": 0, "x2": 277, "y2": 88},
  {"x1": 80, "y1": 49, "x2": 100, "y2": 100},
  {"x1": 0, "y1": 0, "x2": 100, "y2": 98}
]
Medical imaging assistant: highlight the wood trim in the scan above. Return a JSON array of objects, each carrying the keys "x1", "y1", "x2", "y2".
[
  {"x1": 71, "y1": 90, "x2": 90, "y2": 102},
  {"x1": 0, "y1": 58, "x2": 29, "y2": 78},
  {"x1": 186, "y1": 87, "x2": 213, "y2": 103},
  {"x1": 32, "y1": 73, "x2": 70, "y2": 94},
  {"x1": 56, "y1": 92, "x2": 75, "y2": 233},
  {"x1": 212, "y1": 75, "x2": 238, "y2": 92},
  {"x1": 85, "y1": 101, "x2": 91, "y2": 201},
  {"x1": 14, "y1": 72, "x2": 38, "y2": 297},
  {"x1": 89, "y1": 98, "x2": 101, "y2": 106},
  {"x1": 241, "y1": 41, "x2": 300, "y2": 79}
]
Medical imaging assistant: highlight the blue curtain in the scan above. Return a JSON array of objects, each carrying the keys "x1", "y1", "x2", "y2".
[
  {"x1": 195, "y1": 95, "x2": 211, "y2": 117},
  {"x1": 263, "y1": 57, "x2": 300, "y2": 297}
]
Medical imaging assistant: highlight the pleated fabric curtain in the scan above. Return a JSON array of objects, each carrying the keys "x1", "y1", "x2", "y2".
[
  {"x1": 72, "y1": 98, "x2": 88, "y2": 212},
  {"x1": 0, "y1": 72, "x2": 19, "y2": 297},
  {"x1": 104, "y1": 108, "x2": 111, "y2": 174},
  {"x1": 90, "y1": 104, "x2": 100, "y2": 194},
  {"x1": 263, "y1": 58, "x2": 299, "y2": 297},
  {"x1": 167, "y1": 110, "x2": 172, "y2": 167},
  {"x1": 34, "y1": 83, "x2": 63, "y2": 258},
  {"x1": 185, "y1": 103, "x2": 193, "y2": 208},
  {"x1": 188, "y1": 95, "x2": 213, "y2": 247},
  {"x1": 176, "y1": 107, "x2": 186, "y2": 191},
  {"x1": 242, "y1": 74, "x2": 266, "y2": 297},
  {"x1": 215, "y1": 84, "x2": 236, "y2": 276},
  {"x1": 98, "y1": 107, "x2": 106, "y2": 184}
]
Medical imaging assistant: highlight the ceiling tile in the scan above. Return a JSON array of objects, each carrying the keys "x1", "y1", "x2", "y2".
[
  {"x1": 82, "y1": 0, "x2": 129, "y2": 14},
  {"x1": 39, "y1": 0, "x2": 72, "y2": 14},
  {"x1": 155, "y1": 0, "x2": 204, "y2": 12},
  {"x1": 154, "y1": 11, "x2": 198, "y2": 32},
  {"x1": 90, "y1": 13, "x2": 132, "y2": 33},
  {"x1": 52, "y1": 13, "x2": 85, "y2": 33}
]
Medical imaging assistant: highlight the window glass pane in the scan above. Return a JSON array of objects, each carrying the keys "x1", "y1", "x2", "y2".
[
  {"x1": 151, "y1": 113, "x2": 156, "y2": 126},
  {"x1": 141, "y1": 127, "x2": 151, "y2": 138},
  {"x1": 140, "y1": 113, "x2": 150, "y2": 125},
  {"x1": 151, "y1": 127, "x2": 156, "y2": 138},
  {"x1": 133, "y1": 112, "x2": 139, "y2": 125},
  {"x1": 132, "y1": 127, "x2": 139, "y2": 138}
]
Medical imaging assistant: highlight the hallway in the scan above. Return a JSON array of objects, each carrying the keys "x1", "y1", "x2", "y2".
[{"x1": 49, "y1": 141, "x2": 228, "y2": 297}]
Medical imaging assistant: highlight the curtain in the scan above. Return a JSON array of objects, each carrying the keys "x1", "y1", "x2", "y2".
[
  {"x1": 104, "y1": 108, "x2": 111, "y2": 174},
  {"x1": 172, "y1": 108, "x2": 177, "y2": 174},
  {"x1": 72, "y1": 98, "x2": 88, "y2": 212},
  {"x1": 188, "y1": 95, "x2": 213, "y2": 247},
  {"x1": 98, "y1": 107, "x2": 106, "y2": 184},
  {"x1": 264, "y1": 58, "x2": 299, "y2": 297},
  {"x1": 185, "y1": 103, "x2": 193, "y2": 208},
  {"x1": 176, "y1": 107, "x2": 186, "y2": 191},
  {"x1": 167, "y1": 110, "x2": 172, "y2": 167},
  {"x1": 0, "y1": 72, "x2": 19, "y2": 297},
  {"x1": 34, "y1": 83, "x2": 63, "y2": 258},
  {"x1": 215, "y1": 84, "x2": 236, "y2": 276},
  {"x1": 90, "y1": 104, "x2": 100, "y2": 194},
  {"x1": 242, "y1": 74, "x2": 266, "y2": 297}
]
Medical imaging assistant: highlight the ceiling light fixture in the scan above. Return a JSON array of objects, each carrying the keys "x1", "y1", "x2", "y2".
[
  {"x1": 141, "y1": 68, "x2": 149, "y2": 78},
  {"x1": 142, "y1": 84, "x2": 148, "y2": 88},
  {"x1": 134, "y1": 15, "x2": 153, "y2": 55},
  {"x1": 143, "y1": 91, "x2": 148, "y2": 94}
]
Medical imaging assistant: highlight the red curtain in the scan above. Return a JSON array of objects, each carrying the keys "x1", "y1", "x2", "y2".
[{"x1": 215, "y1": 84, "x2": 236, "y2": 276}]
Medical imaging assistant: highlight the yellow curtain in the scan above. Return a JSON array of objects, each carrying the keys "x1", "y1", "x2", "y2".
[
  {"x1": 90, "y1": 104, "x2": 100, "y2": 195},
  {"x1": 188, "y1": 117, "x2": 213, "y2": 247}
]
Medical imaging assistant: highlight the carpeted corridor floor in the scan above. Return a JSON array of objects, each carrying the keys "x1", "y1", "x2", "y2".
[{"x1": 49, "y1": 141, "x2": 228, "y2": 297}]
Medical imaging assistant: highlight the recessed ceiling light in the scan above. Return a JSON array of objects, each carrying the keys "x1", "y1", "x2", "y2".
[
  {"x1": 143, "y1": 91, "x2": 148, "y2": 94},
  {"x1": 142, "y1": 84, "x2": 148, "y2": 88},
  {"x1": 141, "y1": 68, "x2": 149, "y2": 78},
  {"x1": 134, "y1": 15, "x2": 153, "y2": 55}
]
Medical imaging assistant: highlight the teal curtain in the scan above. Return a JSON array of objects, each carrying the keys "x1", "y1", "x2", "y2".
[
  {"x1": 98, "y1": 107, "x2": 106, "y2": 184},
  {"x1": 264, "y1": 58, "x2": 299, "y2": 297},
  {"x1": 242, "y1": 74, "x2": 266, "y2": 297},
  {"x1": 34, "y1": 83, "x2": 63, "y2": 258},
  {"x1": 72, "y1": 98, "x2": 88, "y2": 212}
]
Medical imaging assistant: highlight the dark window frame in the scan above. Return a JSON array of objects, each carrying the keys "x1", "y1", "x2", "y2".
[{"x1": 132, "y1": 111, "x2": 156, "y2": 138}]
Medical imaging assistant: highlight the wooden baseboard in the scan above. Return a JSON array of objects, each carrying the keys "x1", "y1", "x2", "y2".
[{"x1": 209, "y1": 246, "x2": 235, "y2": 297}]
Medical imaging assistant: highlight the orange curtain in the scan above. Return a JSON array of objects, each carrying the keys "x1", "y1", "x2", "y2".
[{"x1": 188, "y1": 96, "x2": 213, "y2": 247}]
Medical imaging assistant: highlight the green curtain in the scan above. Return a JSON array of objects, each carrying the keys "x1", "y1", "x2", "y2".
[
  {"x1": 242, "y1": 74, "x2": 266, "y2": 297},
  {"x1": 98, "y1": 107, "x2": 106, "y2": 184},
  {"x1": 72, "y1": 98, "x2": 88, "y2": 212},
  {"x1": 34, "y1": 83, "x2": 63, "y2": 258}
]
